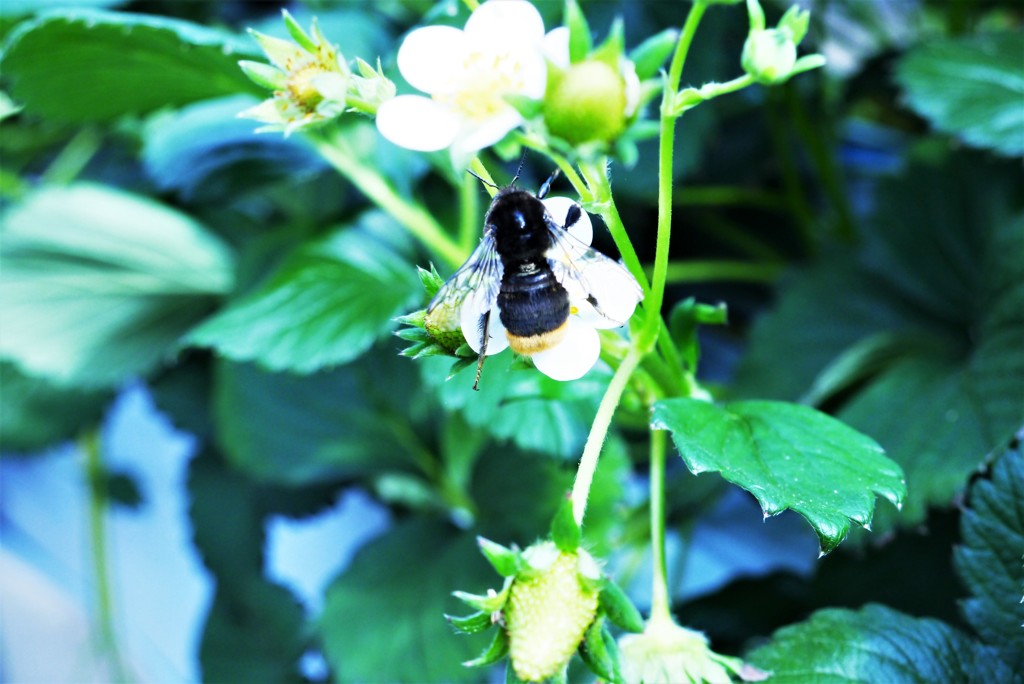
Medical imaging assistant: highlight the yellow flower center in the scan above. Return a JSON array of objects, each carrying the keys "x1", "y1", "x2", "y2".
[
  {"x1": 287, "y1": 62, "x2": 325, "y2": 112},
  {"x1": 434, "y1": 49, "x2": 529, "y2": 122}
]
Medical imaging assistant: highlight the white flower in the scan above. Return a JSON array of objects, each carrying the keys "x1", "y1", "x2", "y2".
[
  {"x1": 238, "y1": 15, "x2": 351, "y2": 135},
  {"x1": 375, "y1": 0, "x2": 548, "y2": 156},
  {"x1": 460, "y1": 196, "x2": 642, "y2": 382}
]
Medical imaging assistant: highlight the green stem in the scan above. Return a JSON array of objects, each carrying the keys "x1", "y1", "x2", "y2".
[
  {"x1": 571, "y1": 346, "x2": 643, "y2": 526},
  {"x1": 312, "y1": 132, "x2": 465, "y2": 269},
  {"x1": 642, "y1": 0, "x2": 707, "y2": 350},
  {"x1": 468, "y1": 156, "x2": 498, "y2": 196},
  {"x1": 43, "y1": 128, "x2": 102, "y2": 185},
  {"x1": 674, "y1": 185, "x2": 786, "y2": 211},
  {"x1": 648, "y1": 429, "x2": 672, "y2": 623},
  {"x1": 82, "y1": 431, "x2": 130, "y2": 681},
  {"x1": 765, "y1": 89, "x2": 816, "y2": 252},
  {"x1": 785, "y1": 83, "x2": 856, "y2": 241},
  {"x1": 581, "y1": 162, "x2": 650, "y2": 296},
  {"x1": 650, "y1": 259, "x2": 782, "y2": 284}
]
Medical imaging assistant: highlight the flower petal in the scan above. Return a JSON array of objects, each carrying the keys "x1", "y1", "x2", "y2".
[
  {"x1": 531, "y1": 317, "x2": 600, "y2": 381},
  {"x1": 397, "y1": 25, "x2": 467, "y2": 94},
  {"x1": 453, "y1": 108, "x2": 523, "y2": 156},
  {"x1": 312, "y1": 72, "x2": 348, "y2": 101},
  {"x1": 573, "y1": 260, "x2": 643, "y2": 328},
  {"x1": 465, "y1": 0, "x2": 545, "y2": 46},
  {"x1": 543, "y1": 27, "x2": 570, "y2": 68},
  {"x1": 460, "y1": 299, "x2": 509, "y2": 356},
  {"x1": 376, "y1": 95, "x2": 459, "y2": 151},
  {"x1": 542, "y1": 196, "x2": 592, "y2": 246}
]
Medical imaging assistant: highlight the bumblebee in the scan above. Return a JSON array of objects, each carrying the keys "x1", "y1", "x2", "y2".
[{"x1": 427, "y1": 172, "x2": 642, "y2": 389}]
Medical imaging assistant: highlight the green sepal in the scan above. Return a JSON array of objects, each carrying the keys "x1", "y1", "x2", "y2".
[
  {"x1": 445, "y1": 610, "x2": 494, "y2": 635},
  {"x1": 745, "y1": 0, "x2": 766, "y2": 31},
  {"x1": 478, "y1": 536, "x2": 523, "y2": 577},
  {"x1": 792, "y1": 53, "x2": 827, "y2": 76},
  {"x1": 281, "y1": 9, "x2": 317, "y2": 53},
  {"x1": 598, "y1": 577, "x2": 644, "y2": 633},
  {"x1": 504, "y1": 94, "x2": 543, "y2": 120},
  {"x1": 614, "y1": 136, "x2": 638, "y2": 168},
  {"x1": 590, "y1": 17, "x2": 625, "y2": 70},
  {"x1": 453, "y1": 576, "x2": 512, "y2": 612},
  {"x1": 550, "y1": 496, "x2": 581, "y2": 552},
  {"x1": 394, "y1": 309, "x2": 427, "y2": 328},
  {"x1": 395, "y1": 327, "x2": 431, "y2": 343},
  {"x1": 412, "y1": 344, "x2": 453, "y2": 359},
  {"x1": 564, "y1": 0, "x2": 592, "y2": 64},
  {"x1": 238, "y1": 60, "x2": 285, "y2": 90},
  {"x1": 447, "y1": 356, "x2": 476, "y2": 380},
  {"x1": 354, "y1": 56, "x2": 378, "y2": 79},
  {"x1": 629, "y1": 28, "x2": 679, "y2": 80},
  {"x1": 417, "y1": 264, "x2": 444, "y2": 297},
  {"x1": 463, "y1": 627, "x2": 509, "y2": 668},
  {"x1": 777, "y1": 4, "x2": 810, "y2": 43},
  {"x1": 578, "y1": 617, "x2": 622, "y2": 683}
]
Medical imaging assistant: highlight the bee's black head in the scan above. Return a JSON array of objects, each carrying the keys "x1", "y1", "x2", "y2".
[{"x1": 487, "y1": 188, "x2": 550, "y2": 258}]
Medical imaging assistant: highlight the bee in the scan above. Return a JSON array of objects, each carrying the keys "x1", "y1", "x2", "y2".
[{"x1": 427, "y1": 170, "x2": 643, "y2": 389}]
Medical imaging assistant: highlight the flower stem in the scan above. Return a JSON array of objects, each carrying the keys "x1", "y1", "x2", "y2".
[
  {"x1": 571, "y1": 345, "x2": 643, "y2": 526},
  {"x1": 648, "y1": 428, "x2": 673, "y2": 623},
  {"x1": 82, "y1": 431, "x2": 130, "y2": 681},
  {"x1": 652, "y1": 259, "x2": 782, "y2": 284},
  {"x1": 571, "y1": 2, "x2": 708, "y2": 526},
  {"x1": 312, "y1": 131, "x2": 465, "y2": 269}
]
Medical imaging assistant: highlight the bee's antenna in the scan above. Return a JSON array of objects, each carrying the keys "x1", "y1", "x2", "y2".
[
  {"x1": 510, "y1": 152, "x2": 527, "y2": 188},
  {"x1": 467, "y1": 169, "x2": 500, "y2": 191},
  {"x1": 537, "y1": 169, "x2": 561, "y2": 200}
]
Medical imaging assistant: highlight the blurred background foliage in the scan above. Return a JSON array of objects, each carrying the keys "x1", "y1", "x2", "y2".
[{"x1": 1, "y1": 0, "x2": 1021, "y2": 682}]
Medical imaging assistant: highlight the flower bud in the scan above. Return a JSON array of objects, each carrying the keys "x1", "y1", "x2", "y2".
[
  {"x1": 543, "y1": 59, "x2": 630, "y2": 145},
  {"x1": 741, "y1": 28, "x2": 798, "y2": 85}
]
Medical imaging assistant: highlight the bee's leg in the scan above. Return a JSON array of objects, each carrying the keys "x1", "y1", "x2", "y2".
[
  {"x1": 537, "y1": 169, "x2": 562, "y2": 199},
  {"x1": 472, "y1": 310, "x2": 491, "y2": 391}
]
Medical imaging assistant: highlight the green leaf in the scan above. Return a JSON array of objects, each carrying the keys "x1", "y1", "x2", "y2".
[
  {"x1": 188, "y1": 218, "x2": 420, "y2": 374},
  {"x1": 187, "y1": 447, "x2": 342, "y2": 585},
  {"x1": 0, "y1": 8, "x2": 260, "y2": 123},
  {"x1": 199, "y1": 577, "x2": 307, "y2": 684},
  {"x1": 734, "y1": 152, "x2": 1024, "y2": 532},
  {"x1": 420, "y1": 353, "x2": 605, "y2": 460},
  {"x1": 212, "y1": 348, "x2": 419, "y2": 485},
  {"x1": 0, "y1": 183, "x2": 234, "y2": 388},
  {"x1": 955, "y1": 445, "x2": 1024, "y2": 671},
  {"x1": 0, "y1": 361, "x2": 111, "y2": 452},
  {"x1": 748, "y1": 604, "x2": 1014, "y2": 683},
  {"x1": 319, "y1": 518, "x2": 493, "y2": 683},
  {"x1": 142, "y1": 95, "x2": 326, "y2": 203},
  {"x1": 897, "y1": 33, "x2": 1024, "y2": 157},
  {"x1": 651, "y1": 398, "x2": 905, "y2": 553}
]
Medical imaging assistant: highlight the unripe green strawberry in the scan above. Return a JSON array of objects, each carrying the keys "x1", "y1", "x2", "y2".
[
  {"x1": 505, "y1": 543, "x2": 599, "y2": 681},
  {"x1": 423, "y1": 302, "x2": 465, "y2": 354}
]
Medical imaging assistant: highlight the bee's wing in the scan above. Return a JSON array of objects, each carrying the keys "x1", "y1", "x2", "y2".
[
  {"x1": 545, "y1": 218, "x2": 643, "y2": 328},
  {"x1": 427, "y1": 230, "x2": 503, "y2": 321}
]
